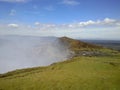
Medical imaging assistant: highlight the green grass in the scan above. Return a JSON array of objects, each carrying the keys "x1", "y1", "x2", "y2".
[{"x1": 0, "y1": 55, "x2": 120, "y2": 90}]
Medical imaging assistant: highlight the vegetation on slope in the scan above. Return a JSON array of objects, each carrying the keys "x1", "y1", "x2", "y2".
[
  {"x1": 59, "y1": 37, "x2": 119, "y2": 56},
  {"x1": 0, "y1": 56, "x2": 120, "y2": 90},
  {"x1": 0, "y1": 37, "x2": 120, "y2": 90}
]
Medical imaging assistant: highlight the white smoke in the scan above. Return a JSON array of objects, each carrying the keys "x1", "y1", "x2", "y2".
[{"x1": 0, "y1": 35, "x2": 70, "y2": 73}]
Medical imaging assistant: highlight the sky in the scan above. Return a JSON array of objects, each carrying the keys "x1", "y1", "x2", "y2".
[{"x1": 0, "y1": 0, "x2": 120, "y2": 40}]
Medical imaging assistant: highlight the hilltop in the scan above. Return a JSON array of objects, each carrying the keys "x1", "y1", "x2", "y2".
[
  {"x1": 59, "y1": 37, "x2": 118, "y2": 57},
  {"x1": 0, "y1": 37, "x2": 120, "y2": 90}
]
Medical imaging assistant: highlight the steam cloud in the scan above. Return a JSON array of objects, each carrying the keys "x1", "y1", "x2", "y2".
[{"x1": 0, "y1": 35, "x2": 70, "y2": 73}]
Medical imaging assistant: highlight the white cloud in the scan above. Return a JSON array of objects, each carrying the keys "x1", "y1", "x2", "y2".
[
  {"x1": 8, "y1": 24, "x2": 19, "y2": 28},
  {"x1": 68, "y1": 24, "x2": 75, "y2": 28},
  {"x1": 0, "y1": 0, "x2": 29, "y2": 3},
  {"x1": 62, "y1": 0, "x2": 80, "y2": 6},
  {"x1": 35, "y1": 22, "x2": 40, "y2": 26},
  {"x1": 9, "y1": 9, "x2": 16, "y2": 16},
  {"x1": 78, "y1": 20, "x2": 95, "y2": 27},
  {"x1": 66, "y1": 18, "x2": 118, "y2": 28},
  {"x1": 103, "y1": 18, "x2": 116, "y2": 24}
]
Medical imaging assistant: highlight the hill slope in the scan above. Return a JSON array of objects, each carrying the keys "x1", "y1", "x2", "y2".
[
  {"x1": 59, "y1": 37, "x2": 119, "y2": 57},
  {"x1": 0, "y1": 37, "x2": 120, "y2": 90}
]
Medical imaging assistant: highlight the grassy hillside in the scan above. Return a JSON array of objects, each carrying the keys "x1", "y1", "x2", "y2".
[
  {"x1": 59, "y1": 37, "x2": 119, "y2": 56},
  {"x1": 0, "y1": 37, "x2": 120, "y2": 90}
]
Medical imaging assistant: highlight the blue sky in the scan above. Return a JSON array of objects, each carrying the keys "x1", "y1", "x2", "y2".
[{"x1": 0, "y1": 0, "x2": 120, "y2": 39}]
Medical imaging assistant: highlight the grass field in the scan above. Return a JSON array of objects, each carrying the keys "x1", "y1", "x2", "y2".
[{"x1": 0, "y1": 55, "x2": 120, "y2": 90}]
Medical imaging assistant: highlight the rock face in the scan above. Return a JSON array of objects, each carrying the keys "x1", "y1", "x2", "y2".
[{"x1": 59, "y1": 37, "x2": 110, "y2": 57}]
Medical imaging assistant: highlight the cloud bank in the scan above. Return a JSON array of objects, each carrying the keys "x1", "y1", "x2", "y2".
[
  {"x1": 8, "y1": 24, "x2": 19, "y2": 28},
  {"x1": 0, "y1": 18, "x2": 120, "y2": 40}
]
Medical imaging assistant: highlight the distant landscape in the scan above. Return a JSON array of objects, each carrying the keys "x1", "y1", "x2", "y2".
[{"x1": 81, "y1": 39, "x2": 120, "y2": 51}]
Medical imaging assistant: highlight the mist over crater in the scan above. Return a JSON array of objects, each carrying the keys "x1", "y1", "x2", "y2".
[{"x1": 0, "y1": 35, "x2": 70, "y2": 73}]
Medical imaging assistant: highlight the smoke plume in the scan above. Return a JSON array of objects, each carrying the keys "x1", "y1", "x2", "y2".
[{"x1": 0, "y1": 35, "x2": 70, "y2": 73}]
